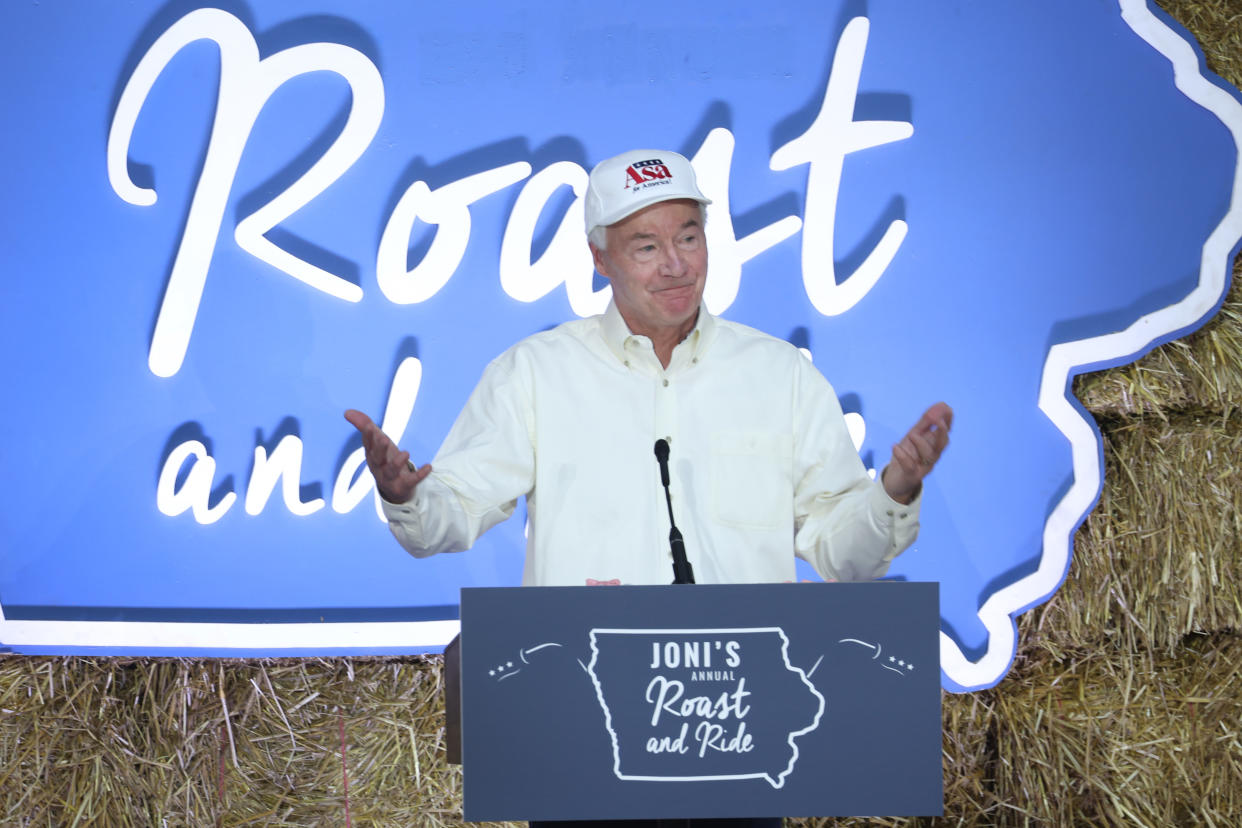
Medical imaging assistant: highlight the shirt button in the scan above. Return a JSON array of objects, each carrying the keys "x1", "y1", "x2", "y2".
[
  {"x1": 885, "y1": 510, "x2": 893, "y2": 517},
  {"x1": 662, "y1": 379, "x2": 669, "y2": 387},
  {"x1": 692, "y1": 357, "x2": 698, "y2": 364},
  {"x1": 899, "y1": 512, "x2": 908, "y2": 519},
  {"x1": 624, "y1": 360, "x2": 631, "y2": 368}
]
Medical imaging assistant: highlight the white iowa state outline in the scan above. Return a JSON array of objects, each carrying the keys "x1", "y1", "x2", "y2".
[
  {"x1": 585, "y1": 627, "x2": 825, "y2": 789},
  {"x1": 940, "y1": 0, "x2": 1242, "y2": 690},
  {"x1": 1, "y1": 1, "x2": 1239, "y2": 693}
]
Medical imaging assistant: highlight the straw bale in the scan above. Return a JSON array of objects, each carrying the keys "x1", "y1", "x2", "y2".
[
  {"x1": 0, "y1": 655, "x2": 524, "y2": 827},
  {"x1": 4, "y1": 646, "x2": 1236, "y2": 827},
  {"x1": 1074, "y1": 274, "x2": 1242, "y2": 419},
  {"x1": 990, "y1": 631, "x2": 1242, "y2": 827},
  {"x1": 1160, "y1": 0, "x2": 1242, "y2": 89},
  {"x1": 1031, "y1": 413, "x2": 1242, "y2": 655},
  {"x1": 0, "y1": 654, "x2": 1001, "y2": 828},
  {"x1": 0, "y1": 658, "x2": 219, "y2": 826}
]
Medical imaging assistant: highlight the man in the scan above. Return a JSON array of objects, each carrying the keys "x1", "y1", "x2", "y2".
[
  {"x1": 345, "y1": 149, "x2": 950, "y2": 828},
  {"x1": 346, "y1": 149, "x2": 950, "y2": 586}
]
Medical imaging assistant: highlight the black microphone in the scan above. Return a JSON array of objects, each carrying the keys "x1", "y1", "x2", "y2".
[
  {"x1": 654, "y1": 439, "x2": 671, "y2": 486},
  {"x1": 654, "y1": 439, "x2": 695, "y2": 585}
]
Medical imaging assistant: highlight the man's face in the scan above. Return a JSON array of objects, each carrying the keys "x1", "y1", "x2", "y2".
[{"x1": 590, "y1": 199, "x2": 707, "y2": 342}]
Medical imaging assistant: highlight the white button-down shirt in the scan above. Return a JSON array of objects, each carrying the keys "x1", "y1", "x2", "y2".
[{"x1": 382, "y1": 302, "x2": 919, "y2": 585}]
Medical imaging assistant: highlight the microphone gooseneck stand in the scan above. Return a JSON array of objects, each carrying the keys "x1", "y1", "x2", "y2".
[{"x1": 654, "y1": 439, "x2": 695, "y2": 585}]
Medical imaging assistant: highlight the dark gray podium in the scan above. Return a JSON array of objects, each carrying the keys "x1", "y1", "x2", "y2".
[{"x1": 454, "y1": 582, "x2": 942, "y2": 823}]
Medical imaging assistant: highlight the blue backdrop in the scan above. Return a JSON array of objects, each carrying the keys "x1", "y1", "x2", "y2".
[{"x1": 1, "y1": 0, "x2": 1238, "y2": 691}]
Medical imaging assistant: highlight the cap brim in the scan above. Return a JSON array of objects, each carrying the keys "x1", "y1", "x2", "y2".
[{"x1": 591, "y1": 191, "x2": 712, "y2": 233}]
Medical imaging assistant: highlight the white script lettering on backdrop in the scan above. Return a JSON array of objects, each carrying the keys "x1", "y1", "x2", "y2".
[{"x1": 108, "y1": 10, "x2": 909, "y2": 524}]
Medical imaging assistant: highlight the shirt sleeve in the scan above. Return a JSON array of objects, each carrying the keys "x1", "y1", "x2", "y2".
[
  {"x1": 790, "y1": 355, "x2": 920, "y2": 582},
  {"x1": 381, "y1": 346, "x2": 536, "y2": 558}
]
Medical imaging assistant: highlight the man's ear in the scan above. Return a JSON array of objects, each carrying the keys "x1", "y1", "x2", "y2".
[{"x1": 589, "y1": 243, "x2": 611, "y2": 280}]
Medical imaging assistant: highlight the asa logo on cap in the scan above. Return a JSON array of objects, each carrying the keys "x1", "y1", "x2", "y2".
[{"x1": 623, "y1": 158, "x2": 673, "y2": 189}]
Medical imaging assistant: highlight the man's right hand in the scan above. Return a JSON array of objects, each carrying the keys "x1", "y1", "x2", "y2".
[{"x1": 344, "y1": 409, "x2": 432, "y2": 504}]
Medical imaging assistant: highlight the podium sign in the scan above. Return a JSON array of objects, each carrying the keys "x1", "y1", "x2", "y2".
[{"x1": 460, "y1": 583, "x2": 942, "y2": 822}]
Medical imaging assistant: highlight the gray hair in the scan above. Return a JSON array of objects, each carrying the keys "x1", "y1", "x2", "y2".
[{"x1": 588, "y1": 202, "x2": 708, "y2": 251}]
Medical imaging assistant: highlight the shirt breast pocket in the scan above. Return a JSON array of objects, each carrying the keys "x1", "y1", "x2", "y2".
[{"x1": 709, "y1": 431, "x2": 793, "y2": 530}]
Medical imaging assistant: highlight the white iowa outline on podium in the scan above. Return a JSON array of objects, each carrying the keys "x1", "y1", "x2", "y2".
[
  {"x1": 1, "y1": 1, "x2": 1239, "y2": 693},
  {"x1": 585, "y1": 627, "x2": 825, "y2": 789}
]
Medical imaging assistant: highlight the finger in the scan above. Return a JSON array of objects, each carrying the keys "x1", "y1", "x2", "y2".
[
  {"x1": 924, "y1": 402, "x2": 953, "y2": 436},
  {"x1": 344, "y1": 409, "x2": 374, "y2": 432},
  {"x1": 900, "y1": 438, "x2": 936, "y2": 479},
  {"x1": 368, "y1": 441, "x2": 393, "y2": 481},
  {"x1": 354, "y1": 417, "x2": 382, "y2": 451},
  {"x1": 383, "y1": 439, "x2": 407, "y2": 472},
  {"x1": 907, "y1": 431, "x2": 938, "y2": 466},
  {"x1": 891, "y1": 440, "x2": 922, "y2": 476},
  {"x1": 924, "y1": 413, "x2": 951, "y2": 452},
  {"x1": 926, "y1": 418, "x2": 950, "y2": 444},
  {"x1": 362, "y1": 426, "x2": 394, "y2": 468},
  {"x1": 913, "y1": 407, "x2": 941, "y2": 434},
  {"x1": 915, "y1": 402, "x2": 954, "y2": 437},
  {"x1": 383, "y1": 462, "x2": 432, "y2": 503}
]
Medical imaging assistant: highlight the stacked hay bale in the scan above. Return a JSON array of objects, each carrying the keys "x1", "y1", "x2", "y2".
[{"x1": 2, "y1": 1, "x2": 1239, "y2": 824}]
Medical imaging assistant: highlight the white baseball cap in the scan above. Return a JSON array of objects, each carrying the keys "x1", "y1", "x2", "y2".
[{"x1": 584, "y1": 149, "x2": 711, "y2": 237}]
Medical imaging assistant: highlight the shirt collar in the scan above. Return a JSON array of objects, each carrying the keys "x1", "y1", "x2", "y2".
[{"x1": 600, "y1": 300, "x2": 715, "y2": 365}]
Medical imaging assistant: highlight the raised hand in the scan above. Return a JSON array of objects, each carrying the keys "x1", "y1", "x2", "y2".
[
  {"x1": 344, "y1": 409, "x2": 431, "y2": 504},
  {"x1": 882, "y1": 402, "x2": 953, "y2": 505}
]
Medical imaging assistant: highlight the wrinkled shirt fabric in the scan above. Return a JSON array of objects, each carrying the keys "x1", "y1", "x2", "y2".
[{"x1": 382, "y1": 302, "x2": 919, "y2": 585}]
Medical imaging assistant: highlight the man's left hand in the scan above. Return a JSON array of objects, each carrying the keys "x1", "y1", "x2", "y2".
[{"x1": 882, "y1": 402, "x2": 953, "y2": 505}]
